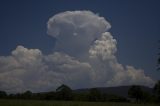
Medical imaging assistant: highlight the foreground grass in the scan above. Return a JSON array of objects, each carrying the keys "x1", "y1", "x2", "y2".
[{"x1": 0, "y1": 99, "x2": 159, "y2": 106}]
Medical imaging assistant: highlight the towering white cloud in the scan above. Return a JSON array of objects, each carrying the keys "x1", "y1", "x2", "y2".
[
  {"x1": 89, "y1": 32, "x2": 117, "y2": 60},
  {"x1": 88, "y1": 31, "x2": 154, "y2": 87},
  {"x1": 47, "y1": 11, "x2": 111, "y2": 57},
  {"x1": 0, "y1": 10, "x2": 155, "y2": 93},
  {"x1": 47, "y1": 10, "x2": 154, "y2": 87}
]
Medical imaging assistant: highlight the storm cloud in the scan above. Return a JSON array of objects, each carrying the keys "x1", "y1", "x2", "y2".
[
  {"x1": 0, "y1": 11, "x2": 155, "y2": 93},
  {"x1": 47, "y1": 11, "x2": 111, "y2": 58}
]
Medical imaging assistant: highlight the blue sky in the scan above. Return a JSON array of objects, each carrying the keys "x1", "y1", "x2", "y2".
[{"x1": 0, "y1": 0, "x2": 160, "y2": 92}]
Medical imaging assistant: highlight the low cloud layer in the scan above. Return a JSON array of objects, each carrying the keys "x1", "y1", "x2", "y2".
[{"x1": 0, "y1": 11, "x2": 155, "y2": 93}]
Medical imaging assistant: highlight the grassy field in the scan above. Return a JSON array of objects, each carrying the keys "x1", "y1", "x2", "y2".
[{"x1": 0, "y1": 99, "x2": 159, "y2": 106}]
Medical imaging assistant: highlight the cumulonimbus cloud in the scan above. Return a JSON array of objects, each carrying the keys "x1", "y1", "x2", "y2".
[
  {"x1": 0, "y1": 10, "x2": 155, "y2": 93},
  {"x1": 47, "y1": 11, "x2": 111, "y2": 58}
]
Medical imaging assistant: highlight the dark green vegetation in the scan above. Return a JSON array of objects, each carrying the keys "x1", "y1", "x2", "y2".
[
  {"x1": 0, "y1": 99, "x2": 159, "y2": 106},
  {"x1": 154, "y1": 80, "x2": 160, "y2": 101},
  {"x1": 128, "y1": 85, "x2": 143, "y2": 102},
  {"x1": 0, "y1": 81, "x2": 160, "y2": 103},
  {"x1": 0, "y1": 82, "x2": 160, "y2": 103}
]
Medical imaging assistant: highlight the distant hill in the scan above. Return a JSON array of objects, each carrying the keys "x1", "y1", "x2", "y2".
[{"x1": 74, "y1": 86, "x2": 153, "y2": 97}]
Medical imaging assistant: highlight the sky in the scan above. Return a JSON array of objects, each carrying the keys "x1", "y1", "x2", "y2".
[{"x1": 0, "y1": 0, "x2": 160, "y2": 93}]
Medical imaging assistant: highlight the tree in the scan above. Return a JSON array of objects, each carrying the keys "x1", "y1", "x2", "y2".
[
  {"x1": 45, "y1": 91, "x2": 56, "y2": 100},
  {"x1": 56, "y1": 84, "x2": 73, "y2": 100},
  {"x1": 0, "y1": 91, "x2": 7, "y2": 98},
  {"x1": 154, "y1": 80, "x2": 160, "y2": 102},
  {"x1": 88, "y1": 88, "x2": 102, "y2": 102},
  {"x1": 21, "y1": 90, "x2": 32, "y2": 99},
  {"x1": 128, "y1": 85, "x2": 143, "y2": 102}
]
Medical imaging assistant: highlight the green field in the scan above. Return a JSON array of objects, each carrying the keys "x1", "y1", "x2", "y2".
[{"x1": 0, "y1": 99, "x2": 159, "y2": 106}]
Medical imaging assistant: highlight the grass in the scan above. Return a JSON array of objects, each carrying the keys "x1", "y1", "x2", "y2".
[{"x1": 0, "y1": 99, "x2": 159, "y2": 106}]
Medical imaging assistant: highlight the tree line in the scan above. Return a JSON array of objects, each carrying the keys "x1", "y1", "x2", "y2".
[{"x1": 0, "y1": 81, "x2": 160, "y2": 103}]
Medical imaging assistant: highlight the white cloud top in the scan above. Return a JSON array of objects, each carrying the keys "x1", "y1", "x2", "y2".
[{"x1": 47, "y1": 11, "x2": 111, "y2": 38}]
